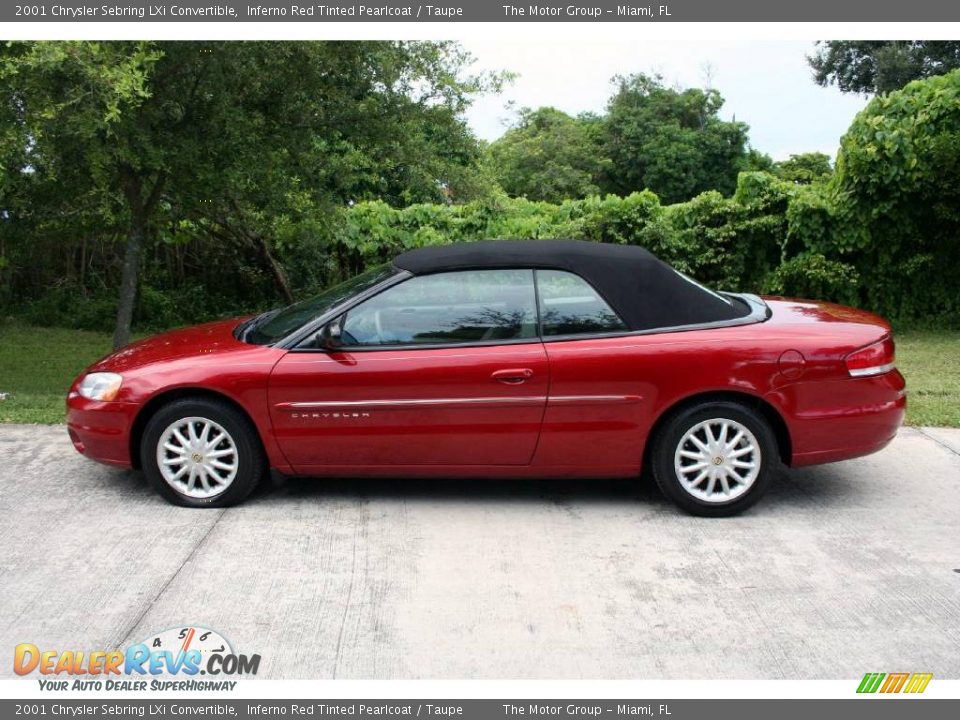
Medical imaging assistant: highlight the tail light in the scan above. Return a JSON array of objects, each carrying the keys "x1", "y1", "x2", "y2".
[{"x1": 845, "y1": 336, "x2": 895, "y2": 377}]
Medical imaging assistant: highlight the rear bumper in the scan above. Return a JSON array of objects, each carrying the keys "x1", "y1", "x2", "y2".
[
  {"x1": 783, "y1": 369, "x2": 906, "y2": 467},
  {"x1": 66, "y1": 392, "x2": 139, "y2": 469}
]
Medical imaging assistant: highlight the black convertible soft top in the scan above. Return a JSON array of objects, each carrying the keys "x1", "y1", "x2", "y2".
[{"x1": 393, "y1": 240, "x2": 749, "y2": 331}]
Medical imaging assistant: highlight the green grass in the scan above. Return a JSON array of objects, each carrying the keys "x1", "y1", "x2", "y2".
[
  {"x1": 896, "y1": 330, "x2": 960, "y2": 427},
  {"x1": 0, "y1": 322, "x2": 957, "y2": 427},
  {"x1": 0, "y1": 322, "x2": 116, "y2": 424}
]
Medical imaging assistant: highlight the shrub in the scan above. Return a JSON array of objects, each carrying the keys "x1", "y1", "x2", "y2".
[
  {"x1": 764, "y1": 253, "x2": 860, "y2": 305},
  {"x1": 818, "y1": 69, "x2": 960, "y2": 318}
]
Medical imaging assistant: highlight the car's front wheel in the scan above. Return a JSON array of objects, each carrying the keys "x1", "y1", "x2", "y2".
[
  {"x1": 141, "y1": 398, "x2": 265, "y2": 508},
  {"x1": 650, "y1": 401, "x2": 777, "y2": 517}
]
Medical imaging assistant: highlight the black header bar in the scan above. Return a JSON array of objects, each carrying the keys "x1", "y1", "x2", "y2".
[
  {"x1": 0, "y1": 700, "x2": 958, "y2": 720},
  {"x1": 4, "y1": 1, "x2": 960, "y2": 23}
]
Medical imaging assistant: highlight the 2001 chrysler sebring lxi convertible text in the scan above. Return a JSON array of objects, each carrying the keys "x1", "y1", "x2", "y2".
[{"x1": 67, "y1": 240, "x2": 905, "y2": 516}]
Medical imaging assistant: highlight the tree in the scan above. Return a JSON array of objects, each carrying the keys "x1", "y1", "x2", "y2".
[
  {"x1": 603, "y1": 73, "x2": 749, "y2": 204},
  {"x1": 486, "y1": 107, "x2": 610, "y2": 202},
  {"x1": 789, "y1": 69, "x2": 960, "y2": 317},
  {"x1": 809, "y1": 41, "x2": 960, "y2": 94},
  {"x1": 0, "y1": 41, "x2": 498, "y2": 347},
  {"x1": 774, "y1": 152, "x2": 832, "y2": 184},
  {"x1": 739, "y1": 148, "x2": 776, "y2": 174}
]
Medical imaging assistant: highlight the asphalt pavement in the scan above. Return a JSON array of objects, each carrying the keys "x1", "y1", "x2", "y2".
[{"x1": 1, "y1": 424, "x2": 958, "y2": 679}]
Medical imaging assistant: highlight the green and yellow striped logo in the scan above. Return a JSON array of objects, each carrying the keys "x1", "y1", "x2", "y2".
[{"x1": 857, "y1": 672, "x2": 933, "y2": 694}]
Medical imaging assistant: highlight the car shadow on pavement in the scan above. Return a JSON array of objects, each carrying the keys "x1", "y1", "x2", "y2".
[
  {"x1": 247, "y1": 461, "x2": 864, "y2": 515},
  {"x1": 265, "y1": 472, "x2": 658, "y2": 507},
  {"x1": 90, "y1": 458, "x2": 866, "y2": 515}
]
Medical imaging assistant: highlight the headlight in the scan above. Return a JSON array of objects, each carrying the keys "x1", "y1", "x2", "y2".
[{"x1": 78, "y1": 372, "x2": 123, "y2": 401}]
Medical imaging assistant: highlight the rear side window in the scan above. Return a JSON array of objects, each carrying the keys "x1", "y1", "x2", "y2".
[
  {"x1": 341, "y1": 269, "x2": 538, "y2": 346},
  {"x1": 536, "y1": 270, "x2": 627, "y2": 336}
]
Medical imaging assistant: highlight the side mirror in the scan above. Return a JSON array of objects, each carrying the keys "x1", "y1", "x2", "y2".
[{"x1": 317, "y1": 317, "x2": 343, "y2": 350}]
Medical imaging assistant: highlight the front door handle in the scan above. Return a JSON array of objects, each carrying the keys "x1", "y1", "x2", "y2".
[{"x1": 491, "y1": 368, "x2": 534, "y2": 385}]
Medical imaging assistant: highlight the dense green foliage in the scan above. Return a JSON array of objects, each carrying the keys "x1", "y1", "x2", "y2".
[
  {"x1": 816, "y1": 69, "x2": 960, "y2": 318},
  {"x1": 809, "y1": 41, "x2": 960, "y2": 94},
  {"x1": 328, "y1": 72, "x2": 960, "y2": 321},
  {"x1": 486, "y1": 74, "x2": 751, "y2": 205},
  {"x1": 0, "y1": 40, "x2": 501, "y2": 345},
  {"x1": 1, "y1": 45, "x2": 959, "y2": 337},
  {"x1": 773, "y1": 152, "x2": 833, "y2": 184},
  {"x1": 327, "y1": 178, "x2": 792, "y2": 302},
  {"x1": 604, "y1": 74, "x2": 750, "y2": 204},
  {"x1": 487, "y1": 107, "x2": 609, "y2": 202}
]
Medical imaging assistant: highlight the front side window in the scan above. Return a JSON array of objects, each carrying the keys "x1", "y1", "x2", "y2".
[
  {"x1": 341, "y1": 269, "x2": 538, "y2": 346},
  {"x1": 536, "y1": 269, "x2": 627, "y2": 336},
  {"x1": 244, "y1": 263, "x2": 397, "y2": 345}
]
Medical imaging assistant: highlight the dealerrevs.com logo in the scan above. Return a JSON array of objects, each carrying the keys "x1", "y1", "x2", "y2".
[
  {"x1": 857, "y1": 672, "x2": 933, "y2": 694},
  {"x1": 14, "y1": 626, "x2": 260, "y2": 691}
]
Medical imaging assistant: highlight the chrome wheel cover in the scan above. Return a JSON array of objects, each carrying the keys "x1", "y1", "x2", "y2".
[
  {"x1": 674, "y1": 418, "x2": 761, "y2": 503},
  {"x1": 156, "y1": 417, "x2": 238, "y2": 499}
]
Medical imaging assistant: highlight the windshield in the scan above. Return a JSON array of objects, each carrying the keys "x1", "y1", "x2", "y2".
[{"x1": 243, "y1": 263, "x2": 398, "y2": 345}]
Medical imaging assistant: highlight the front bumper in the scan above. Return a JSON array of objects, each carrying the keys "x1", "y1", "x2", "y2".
[{"x1": 66, "y1": 392, "x2": 140, "y2": 469}]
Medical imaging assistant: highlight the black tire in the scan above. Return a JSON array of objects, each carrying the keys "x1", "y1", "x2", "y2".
[
  {"x1": 141, "y1": 397, "x2": 265, "y2": 508},
  {"x1": 649, "y1": 401, "x2": 778, "y2": 517}
]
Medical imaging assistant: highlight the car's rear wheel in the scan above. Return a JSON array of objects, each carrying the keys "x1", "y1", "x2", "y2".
[
  {"x1": 650, "y1": 401, "x2": 777, "y2": 517},
  {"x1": 141, "y1": 398, "x2": 264, "y2": 508}
]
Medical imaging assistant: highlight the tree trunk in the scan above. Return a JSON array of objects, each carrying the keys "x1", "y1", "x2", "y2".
[
  {"x1": 113, "y1": 214, "x2": 144, "y2": 349},
  {"x1": 222, "y1": 200, "x2": 295, "y2": 305},
  {"x1": 253, "y1": 233, "x2": 295, "y2": 305},
  {"x1": 113, "y1": 169, "x2": 165, "y2": 350}
]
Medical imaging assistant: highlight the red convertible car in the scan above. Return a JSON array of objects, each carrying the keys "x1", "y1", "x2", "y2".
[{"x1": 67, "y1": 240, "x2": 905, "y2": 516}]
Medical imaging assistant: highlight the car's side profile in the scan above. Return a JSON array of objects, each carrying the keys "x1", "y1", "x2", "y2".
[{"x1": 67, "y1": 240, "x2": 905, "y2": 516}]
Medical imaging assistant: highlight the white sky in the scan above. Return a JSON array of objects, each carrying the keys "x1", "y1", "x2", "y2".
[{"x1": 462, "y1": 38, "x2": 869, "y2": 161}]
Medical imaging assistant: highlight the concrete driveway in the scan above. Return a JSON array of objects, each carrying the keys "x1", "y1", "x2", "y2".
[{"x1": 0, "y1": 424, "x2": 958, "y2": 679}]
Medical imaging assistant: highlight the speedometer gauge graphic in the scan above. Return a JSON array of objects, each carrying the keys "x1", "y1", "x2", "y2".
[{"x1": 137, "y1": 625, "x2": 234, "y2": 670}]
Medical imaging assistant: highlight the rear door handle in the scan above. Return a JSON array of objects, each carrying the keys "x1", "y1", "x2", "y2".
[{"x1": 491, "y1": 368, "x2": 534, "y2": 385}]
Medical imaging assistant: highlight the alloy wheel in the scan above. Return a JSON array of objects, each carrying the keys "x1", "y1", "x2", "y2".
[
  {"x1": 673, "y1": 417, "x2": 761, "y2": 503},
  {"x1": 156, "y1": 416, "x2": 239, "y2": 499}
]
